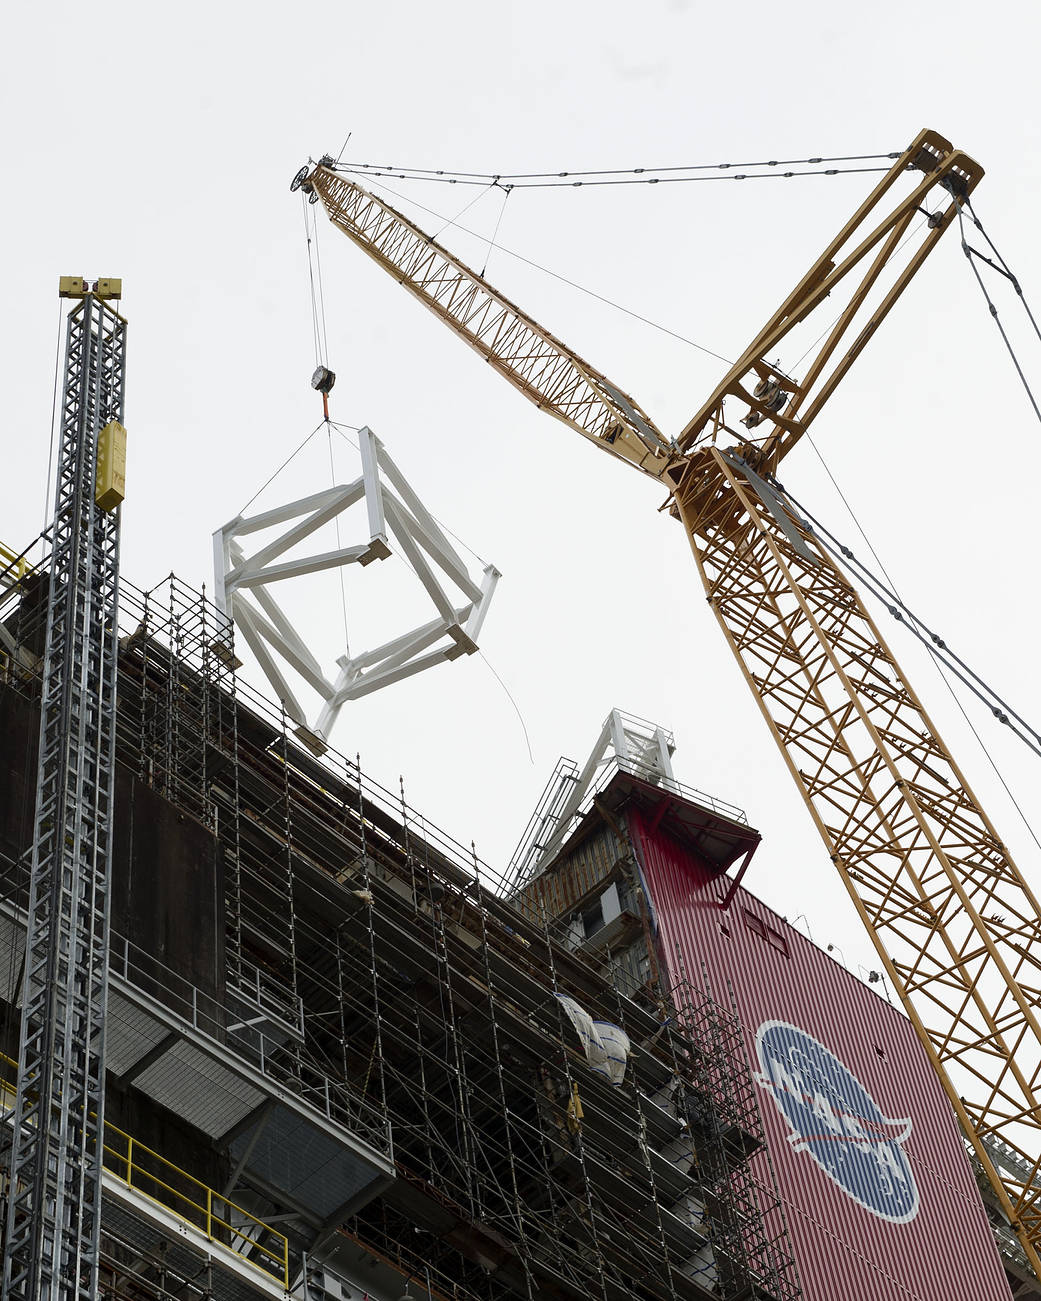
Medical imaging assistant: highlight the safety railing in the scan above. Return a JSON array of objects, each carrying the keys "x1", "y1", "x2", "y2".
[
  {"x1": 0, "y1": 540, "x2": 36, "y2": 590},
  {"x1": 101, "y1": 1124, "x2": 289, "y2": 1289},
  {"x1": 0, "y1": 1052, "x2": 289, "y2": 1291}
]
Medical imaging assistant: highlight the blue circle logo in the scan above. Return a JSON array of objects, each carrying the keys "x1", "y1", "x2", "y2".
[{"x1": 755, "y1": 1020, "x2": 919, "y2": 1223}]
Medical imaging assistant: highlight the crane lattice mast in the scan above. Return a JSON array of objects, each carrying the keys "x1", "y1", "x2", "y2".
[
  {"x1": 302, "y1": 130, "x2": 1041, "y2": 1274},
  {"x1": 2, "y1": 283, "x2": 126, "y2": 1300}
]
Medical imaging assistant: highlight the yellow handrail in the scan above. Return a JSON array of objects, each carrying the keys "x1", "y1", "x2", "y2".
[
  {"x1": 0, "y1": 543, "x2": 33, "y2": 585},
  {"x1": 0, "y1": 1053, "x2": 288, "y2": 1288}
]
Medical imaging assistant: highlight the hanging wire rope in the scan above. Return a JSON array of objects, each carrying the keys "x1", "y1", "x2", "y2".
[
  {"x1": 236, "y1": 420, "x2": 331, "y2": 517},
  {"x1": 301, "y1": 195, "x2": 325, "y2": 369},
  {"x1": 477, "y1": 650, "x2": 535, "y2": 764},
  {"x1": 312, "y1": 201, "x2": 331, "y2": 367},
  {"x1": 481, "y1": 183, "x2": 514, "y2": 278},
  {"x1": 332, "y1": 149, "x2": 902, "y2": 188},
  {"x1": 358, "y1": 175, "x2": 733, "y2": 365},
  {"x1": 956, "y1": 197, "x2": 1041, "y2": 427},
  {"x1": 327, "y1": 426, "x2": 352, "y2": 659},
  {"x1": 773, "y1": 472, "x2": 1041, "y2": 852}
]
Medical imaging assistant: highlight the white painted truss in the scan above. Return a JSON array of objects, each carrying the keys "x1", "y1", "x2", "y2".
[
  {"x1": 213, "y1": 427, "x2": 499, "y2": 750},
  {"x1": 507, "y1": 710, "x2": 678, "y2": 885}
]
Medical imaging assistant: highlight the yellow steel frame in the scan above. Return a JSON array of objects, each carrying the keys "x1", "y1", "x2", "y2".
[
  {"x1": 673, "y1": 450, "x2": 1041, "y2": 1271},
  {"x1": 309, "y1": 166, "x2": 671, "y2": 479},
  {"x1": 312, "y1": 127, "x2": 1041, "y2": 1271},
  {"x1": 0, "y1": 542, "x2": 33, "y2": 586},
  {"x1": 672, "y1": 130, "x2": 983, "y2": 474},
  {"x1": 101, "y1": 1125, "x2": 289, "y2": 1288}
]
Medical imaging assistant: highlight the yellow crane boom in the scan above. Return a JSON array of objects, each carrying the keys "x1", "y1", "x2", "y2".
[
  {"x1": 307, "y1": 166, "x2": 671, "y2": 480},
  {"x1": 303, "y1": 129, "x2": 1041, "y2": 1274}
]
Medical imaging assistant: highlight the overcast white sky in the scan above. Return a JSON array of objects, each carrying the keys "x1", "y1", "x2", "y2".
[{"x1": 3, "y1": 0, "x2": 1041, "y2": 984}]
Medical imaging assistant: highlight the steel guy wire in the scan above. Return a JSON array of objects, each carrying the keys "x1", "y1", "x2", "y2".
[
  {"x1": 361, "y1": 175, "x2": 734, "y2": 366},
  {"x1": 42, "y1": 297, "x2": 64, "y2": 540},
  {"x1": 338, "y1": 162, "x2": 895, "y2": 189},
  {"x1": 955, "y1": 198, "x2": 1041, "y2": 428},
  {"x1": 481, "y1": 183, "x2": 514, "y2": 278},
  {"x1": 775, "y1": 477, "x2": 1041, "y2": 853},
  {"x1": 965, "y1": 198, "x2": 1041, "y2": 349},
  {"x1": 335, "y1": 150, "x2": 902, "y2": 186},
  {"x1": 787, "y1": 487, "x2": 1041, "y2": 758},
  {"x1": 431, "y1": 180, "x2": 499, "y2": 242}
]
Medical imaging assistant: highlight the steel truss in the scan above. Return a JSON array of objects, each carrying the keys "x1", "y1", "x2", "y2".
[
  {"x1": 674, "y1": 447, "x2": 1041, "y2": 1273},
  {"x1": 214, "y1": 426, "x2": 499, "y2": 747},
  {"x1": 305, "y1": 168, "x2": 670, "y2": 478},
  {"x1": 2, "y1": 292, "x2": 126, "y2": 1300}
]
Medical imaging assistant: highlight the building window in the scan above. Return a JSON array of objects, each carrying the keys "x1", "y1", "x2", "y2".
[
  {"x1": 582, "y1": 901, "x2": 604, "y2": 937},
  {"x1": 743, "y1": 909, "x2": 790, "y2": 958}
]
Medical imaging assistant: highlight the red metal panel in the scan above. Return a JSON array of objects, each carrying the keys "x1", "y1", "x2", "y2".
[{"x1": 628, "y1": 805, "x2": 1013, "y2": 1301}]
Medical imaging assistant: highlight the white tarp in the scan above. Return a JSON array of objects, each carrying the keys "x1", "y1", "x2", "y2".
[{"x1": 556, "y1": 993, "x2": 631, "y2": 1086}]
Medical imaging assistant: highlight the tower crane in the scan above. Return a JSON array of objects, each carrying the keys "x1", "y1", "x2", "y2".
[{"x1": 294, "y1": 130, "x2": 1041, "y2": 1275}]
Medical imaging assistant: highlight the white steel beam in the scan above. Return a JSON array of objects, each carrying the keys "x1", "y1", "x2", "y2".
[{"x1": 215, "y1": 427, "x2": 498, "y2": 746}]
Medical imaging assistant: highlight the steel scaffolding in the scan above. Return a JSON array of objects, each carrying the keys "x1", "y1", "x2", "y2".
[{"x1": 0, "y1": 570, "x2": 800, "y2": 1301}]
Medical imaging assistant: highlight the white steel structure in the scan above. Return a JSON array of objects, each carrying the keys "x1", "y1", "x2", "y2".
[
  {"x1": 509, "y1": 710, "x2": 679, "y2": 887},
  {"x1": 214, "y1": 427, "x2": 498, "y2": 749}
]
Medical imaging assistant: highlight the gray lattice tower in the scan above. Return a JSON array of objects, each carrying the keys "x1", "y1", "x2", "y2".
[{"x1": 2, "y1": 289, "x2": 126, "y2": 1300}]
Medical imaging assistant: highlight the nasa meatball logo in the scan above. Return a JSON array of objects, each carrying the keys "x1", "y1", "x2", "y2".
[{"x1": 754, "y1": 1020, "x2": 919, "y2": 1223}]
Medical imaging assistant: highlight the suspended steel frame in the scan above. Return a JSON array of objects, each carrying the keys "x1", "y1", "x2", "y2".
[{"x1": 2, "y1": 290, "x2": 126, "y2": 1300}]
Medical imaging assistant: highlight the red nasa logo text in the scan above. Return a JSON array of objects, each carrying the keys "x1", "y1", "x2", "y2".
[{"x1": 755, "y1": 1019, "x2": 919, "y2": 1223}]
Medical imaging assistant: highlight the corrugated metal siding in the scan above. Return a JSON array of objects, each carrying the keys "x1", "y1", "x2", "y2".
[{"x1": 629, "y1": 805, "x2": 1012, "y2": 1301}]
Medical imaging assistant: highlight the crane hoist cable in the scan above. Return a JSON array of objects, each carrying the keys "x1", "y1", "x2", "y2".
[
  {"x1": 301, "y1": 195, "x2": 323, "y2": 369},
  {"x1": 780, "y1": 481, "x2": 1041, "y2": 764},
  {"x1": 781, "y1": 478, "x2": 1041, "y2": 857}
]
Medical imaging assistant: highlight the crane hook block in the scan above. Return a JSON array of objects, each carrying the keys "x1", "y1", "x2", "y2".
[
  {"x1": 95, "y1": 420, "x2": 127, "y2": 512},
  {"x1": 311, "y1": 365, "x2": 336, "y2": 394}
]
